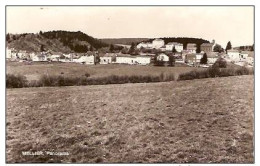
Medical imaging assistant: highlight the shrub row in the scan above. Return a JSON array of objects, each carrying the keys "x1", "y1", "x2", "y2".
[
  {"x1": 178, "y1": 66, "x2": 254, "y2": 81},
  {"x1": 6, "y1": 73, "x2": 176, "y2": 88}
]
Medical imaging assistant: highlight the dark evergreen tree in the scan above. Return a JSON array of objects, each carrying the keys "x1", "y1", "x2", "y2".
[
  {"x1": 200, "y1": 53, "x2": 208, "y2": 64},
  {"x1": 172, "y1": 46, "x2": 177, "y2": 53},
  {"x1": 196, "y1": 43, "x2": 201, "y2": 53},
  {"x1": 128, "y1": 42, "x2": 135, "y2": 54},
  {"x1": 168, "y1": 55, "x2": 175, "y2": 66},
  {"x1": 109, "y1": 44, "x2": 114, "y2": 53},
  {"x1": 225, "y1": 41, "x2": 232, "y2": 52},
  {"x1": 40, "y1": 44, "x2": 45, "y2": 52}
]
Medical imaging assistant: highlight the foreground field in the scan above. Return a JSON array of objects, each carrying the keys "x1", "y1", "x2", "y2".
[
  {"x1": 6, "y1": 75, "x2": 254, "y2": 163},
  {"x1": 7, "y1": 61, "x2": 197, "y2": 81}
]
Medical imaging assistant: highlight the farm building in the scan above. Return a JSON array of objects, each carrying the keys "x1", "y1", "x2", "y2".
[
  {"x1": 157, "y1": 53, "x2": 169, "y2": 62},
  {"x1": 100, "y1": 53, "x2": 117, "y2": 64},
  {"x1": 116, "y1": 54, "x2": 151, "y2": 65},
  {"x1": 116, "y1": 55, "x2": 134, "y2": 64},
  {"x1": 186, "y1": 43, "x2": 197, "y2": 53},
  {"x1": 166, "y1": 42, "x2": 183, "y2": 52},
  {"x1": 135, "y1": 56, "x2": 151, "y2": 65},
  {"x1": 74, "y1": 55, "x2": 95, "y2": 65}
]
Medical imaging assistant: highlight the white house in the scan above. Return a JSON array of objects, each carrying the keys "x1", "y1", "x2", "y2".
[
  {"x1": 227, "y1": 49, "x2": 240, "y2": 62},
  {"x1": 116, "y1": 54, "x2": 151, "y2": 65},
  {"x1": 32, "y1": 54, "x2": 47, "y2": 62},
  {"x1": 157, "y1": 53, "x2": 169, "y2": 62},
  {"x1": 50, "y1": 55, "x2": 61, "y2": 61},
  {"x1": 6, "y1": 47, "x2": 12, "y2": 59},
  {"x1": 246, "y1": 57, "x2": 254, "y2": 66},
  {"x1": 135, "y1": 56, "x2": 151, "y2": 65},
  {"x1": 166, "y1": 42, "x2": 183, "y2": 52},
  {"x1": 74, "y1": 55, "x2": 95, "y2": 65},
  {"x1": 100, "y1": 53, "x2": 117, "y2": 64},
  {"x1": 207, "y1": 52, "x2": 219, "y2": 64},
  {"x1": 152, "y1": 39, "x2": 165, "y2": 49},
  {"x1": 16, "y1": 50, "x2": 28, "y2": 59},
  {"x1": 116, "y1": 55, "x2": 135, "y2": 64},
  {"x1": 195, "y1": 53, "x2": 203, "y2": 63},
  {"x1": 186, "y1": 43, "x2": 197, "y2": 53},
  {"x1": 137, "y1": 42, "x2": 148, "y2": 49}
]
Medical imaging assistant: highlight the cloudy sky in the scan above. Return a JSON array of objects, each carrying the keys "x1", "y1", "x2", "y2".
[{"x1": 6, "y1": 6, "x2": 254, "y2": 47}]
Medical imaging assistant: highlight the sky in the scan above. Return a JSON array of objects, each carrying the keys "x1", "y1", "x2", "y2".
[{"x1": 6, "y1": 6, "x2": 254, "y2": 47}]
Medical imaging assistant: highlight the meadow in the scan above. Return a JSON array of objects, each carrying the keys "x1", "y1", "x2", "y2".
[{"x1": 6, "y1": 75, "x2": 254, "y2": 163}]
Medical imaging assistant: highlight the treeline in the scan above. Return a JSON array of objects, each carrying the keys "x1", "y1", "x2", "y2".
[
  {"x1": 6, "y1": 73, "x2": 176, "y2": 88},
  {"x1": 41, "y1": 31, "x2": 108, "y2": 52}
]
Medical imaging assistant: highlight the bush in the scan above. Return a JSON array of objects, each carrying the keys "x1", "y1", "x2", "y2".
[
  {"x1": 178, "y1": 66, "x2": 253, "y2": 81},
  {"x1": 84, "y1": 73, "x2": 90, "y2": 77},
  {"x1": 6, "y1": 74, "x2": 28, "y2": 88},
  {"x1": 213, "y1": 58, "x2": 227, "y2": 68}
]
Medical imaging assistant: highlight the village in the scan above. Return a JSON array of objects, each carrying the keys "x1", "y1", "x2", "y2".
[{"x1": 6, "y1": 38, "x2": 254, "y2": 67}]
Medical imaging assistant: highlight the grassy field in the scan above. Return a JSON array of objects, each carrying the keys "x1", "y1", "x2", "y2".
[
  {"x1": 7, "y1": 61, "x2": 199, "y2": 81},
  {"x1": 6, "y1": 75, "x2": 254, "y2": 163}
]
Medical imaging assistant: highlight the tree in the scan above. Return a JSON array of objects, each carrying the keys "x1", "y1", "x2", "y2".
[
  {"x1": 39, "y1": 31, "x2": 43, "y2": 35},
  {"x1": 213, "y1": 44, "x2": 223, "y2": 53},
  {"x1": 200, "y1": 53, "x2": 208, "y2": 64},
  {"x1": 225, "y1": 41, "x2": 232, "y2": 52},
  {"x1": 196, "y1": 44, "x2": 201, "y2": 53},
  {"x1": 6, "y1": 33, "x2": 10, "y2": 42},
  {"x1": 128, "y1": 42, "x2": 135, "y2": 54},
  {"x1": 12, "y1": 35, "x2": 16, "y2": 40},
  {"x1": 168, "y1": 55, "x2": 175, "y2": 66},
  {"x1": 90, "y1": 46, "x2": 94, "y2": 51},
  {"x1": 172, "y1": 46, "x2": 177, "y2": 53},
  {"x1": 40, "y1": 44, "x2": 45, "y2": 52},
  {"x1": 109, "y1": 44, "x2": 114, "y2": 53},
  {"x1": 251, "y1": 44, "x2": 254, "y2": 51}
]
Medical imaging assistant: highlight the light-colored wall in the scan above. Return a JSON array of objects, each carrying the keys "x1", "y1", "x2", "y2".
[{"x1": 100, "y1": 57, "x2": 112, "y2": 64}]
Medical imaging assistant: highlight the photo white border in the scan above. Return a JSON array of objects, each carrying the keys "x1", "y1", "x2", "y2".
[{"x1": 0, "y1": 0, "x2": 258, "y2": 165}]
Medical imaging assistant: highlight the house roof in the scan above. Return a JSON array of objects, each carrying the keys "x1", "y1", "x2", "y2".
[
  {"x1": 101, "y1": 53, "x2": 117, "y2": 57},
  {"x1": 227, "y1": 49, "x2": 239, "y2": 53},
  {"x1": 241, "y1": 51, "x2": 254, "y2": 57},
  {"x1": 187, "y1": 43, "x2": 197, "y2": 47},
  {"x1": 166, "y1": 42, "x2": 183, "y2": 46},
  {"x1": 206, "y1": 52, "x2": 218, "y2": 58},
  {"x1": 201, "y1": 43, "x2": 214, "y2": 47},
  {"x1": 153, "y1": 38, "x2": 163, "y2": 41}
]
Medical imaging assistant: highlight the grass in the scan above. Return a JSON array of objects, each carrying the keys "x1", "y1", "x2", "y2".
[
  {"x1": 6, "y1": 61, "x2": 200, "y2": 81},
  {"x1": 6, "y1": 75, "x2": 254, "y2": 163}
]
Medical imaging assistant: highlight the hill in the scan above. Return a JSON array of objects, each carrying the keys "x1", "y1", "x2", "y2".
[
  {"x1": 7, "y1": 75, "x2": 253, "y2": 163},
  {"x1": 6, "y1": 31, "x2": 109, "y2": 53}
]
